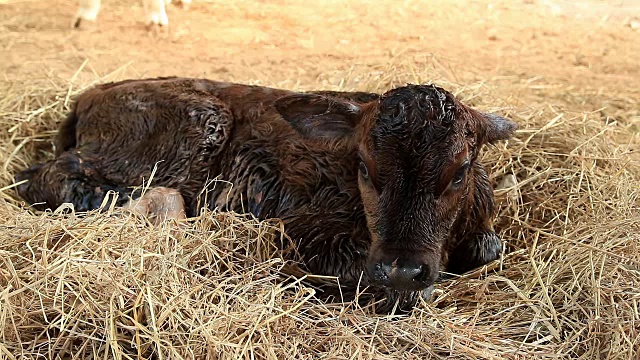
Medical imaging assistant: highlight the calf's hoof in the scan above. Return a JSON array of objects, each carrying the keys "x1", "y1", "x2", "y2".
[
  {"x1": 447, "y1": 231, "x2": 503, "y2": 275},
  {"x1": 125, "y1": 187, "x2": 186, "y2": 225}
]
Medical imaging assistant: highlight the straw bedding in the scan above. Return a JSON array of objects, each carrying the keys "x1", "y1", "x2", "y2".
[{"x1": 0, "y1": 71, "x2": 639, "y2": 359}]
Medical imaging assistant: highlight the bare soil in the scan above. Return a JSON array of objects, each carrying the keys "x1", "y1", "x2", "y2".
[{"x1": 1, "y1": 0, "x2": 639, "y2": 94}]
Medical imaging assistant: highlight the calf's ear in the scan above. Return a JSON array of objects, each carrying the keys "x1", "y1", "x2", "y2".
[
  {"x1": 480, "y1": 113, "x2": 518, "y2": 144},
  {"x1": 275, "y1": 94, "x2": 363, "y2": 139}
]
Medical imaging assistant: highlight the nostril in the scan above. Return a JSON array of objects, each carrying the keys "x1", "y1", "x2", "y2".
[
  {"x1": 372, "y1": 262, "x2": 390, "y2": 282},
  {"x1": 414, "y1": 264, "x2": 430, "y2": 282},
  {"x1": 392, "y1": 264, "x2": 422, "y2": 281}
]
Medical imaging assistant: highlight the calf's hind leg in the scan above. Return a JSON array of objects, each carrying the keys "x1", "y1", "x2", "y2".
[
  {"x1": 15, "y1": 151, "x2": 130, "y2": 212},
  {"x1": 16, "y1": 153, "x2": 186, "y2": 224}
]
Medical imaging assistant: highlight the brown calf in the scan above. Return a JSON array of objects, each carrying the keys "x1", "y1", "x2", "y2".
[{"x1": 16, "y1": 77, "x2": 517, "y2": 312}]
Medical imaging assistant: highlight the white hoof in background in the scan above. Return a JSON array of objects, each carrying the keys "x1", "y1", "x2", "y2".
[
  {"x1": 73, "y1": 0, "x2": 101, "y2": 28},
  {"x1": 144, "y1": 0, "x2": 170, "y2": 28}
]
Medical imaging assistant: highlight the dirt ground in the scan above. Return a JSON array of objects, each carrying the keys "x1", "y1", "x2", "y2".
[{"x1": 1, "y1": 0, "x2": 639, "y2": 92}]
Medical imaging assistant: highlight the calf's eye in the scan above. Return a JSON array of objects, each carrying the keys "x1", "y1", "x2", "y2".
[
  {"x1": 452, "y1": 167, "x2": 466, "y2": 186},
  {"x1": 451, "y1": 161, "x2": 470, "y2": 188},
  {"x1": 359, "y1": 161, "x2": 370, "y2": 180}
]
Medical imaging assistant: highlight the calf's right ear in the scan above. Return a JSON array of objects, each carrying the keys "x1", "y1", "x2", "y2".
[
  {"x1": 480, "y1": 113, "x2": 518, "y2": 144},
  {"x1": 275, "y1": 94, "x2": 363, "y2": 139}
]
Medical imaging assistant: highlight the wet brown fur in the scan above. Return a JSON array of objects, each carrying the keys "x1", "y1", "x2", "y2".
[{"x1": 16, "y1": 77, "x2": 517, "y2": 312}]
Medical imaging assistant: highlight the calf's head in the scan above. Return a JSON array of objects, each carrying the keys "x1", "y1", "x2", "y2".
[{"x1": 275, "y1": 84, "x2": 517, "y2": 292}]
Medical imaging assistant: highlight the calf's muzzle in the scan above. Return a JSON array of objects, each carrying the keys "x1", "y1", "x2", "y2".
[{"x1": 366, "y1": 248, "x2": 440, "y2": 292}]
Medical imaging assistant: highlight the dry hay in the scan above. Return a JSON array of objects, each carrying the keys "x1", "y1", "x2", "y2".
[{"x1": 0, "y1": 64, "x2": 639, "y2": 359}]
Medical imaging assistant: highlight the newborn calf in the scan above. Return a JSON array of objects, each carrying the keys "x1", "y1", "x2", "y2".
[{"x1": 16, "y1": 77, "x2": 517, "y2": 312}]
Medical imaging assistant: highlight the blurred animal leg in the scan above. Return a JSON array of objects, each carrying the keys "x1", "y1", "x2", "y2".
[
  {"x1": 143, "y1": 0, "x2": 170, "y2": 28},
  {"x1": 73, "y1": 0, "x2": 102, "y2": 29}
]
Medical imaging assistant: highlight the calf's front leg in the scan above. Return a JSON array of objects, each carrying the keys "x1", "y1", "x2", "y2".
[
  {"x1": 446, "y1": 230, "x2": 503, "y2": 275},
  {"x1": 446, "y1": 164, "x2": 503, "y2": 275}
]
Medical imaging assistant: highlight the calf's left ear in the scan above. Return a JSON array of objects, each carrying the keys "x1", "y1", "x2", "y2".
[
  {"x1": 275, "y1": 94, "x2": 363, "y2": 139},
  {"x1": 480, "y1": 113, "x2": 518, "y2": 144}
]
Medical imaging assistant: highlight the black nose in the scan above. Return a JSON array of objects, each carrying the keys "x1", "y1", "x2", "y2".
[{"x1": 370, "y1": 261, "x2": 432, "y2": 291}]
